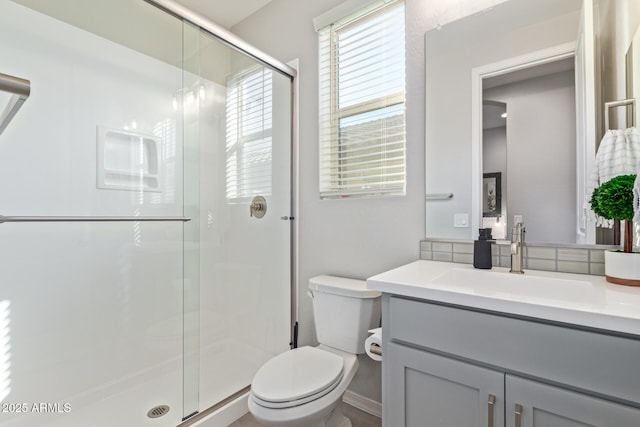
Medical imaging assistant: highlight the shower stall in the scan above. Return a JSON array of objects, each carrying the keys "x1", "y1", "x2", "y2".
[{"x1": 0, "y1": 1, "x2": 294, "y2": 426}]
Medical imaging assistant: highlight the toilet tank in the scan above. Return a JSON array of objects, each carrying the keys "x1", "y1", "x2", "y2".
[{"x1": 309, "y1": 275, "x2": 381, "y2": 354}]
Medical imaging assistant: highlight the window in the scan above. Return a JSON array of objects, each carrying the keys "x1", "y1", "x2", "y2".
[
  {"x1": 225, "y1": 68, "x2": 273, "y2": 200},
  {"x1": 318, "y1": 0, "x2": 406, "y2": 198}
]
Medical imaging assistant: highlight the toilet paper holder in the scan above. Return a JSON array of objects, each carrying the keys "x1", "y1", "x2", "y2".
[
  {"x1": 369, "y1": 342, "x2": 382, "y2": 356},
  {"x1": 365, "y1": 327, "x2": 382, "y2": 361}
]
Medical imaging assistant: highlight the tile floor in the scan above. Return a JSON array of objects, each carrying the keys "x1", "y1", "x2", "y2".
[{"x1": 230, "y1": 403, "x2": 382, "y2": 427}]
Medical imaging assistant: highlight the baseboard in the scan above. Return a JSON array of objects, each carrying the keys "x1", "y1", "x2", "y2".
[{"x1": 342, "y1": 390, "x2": 382, "y2": 419}]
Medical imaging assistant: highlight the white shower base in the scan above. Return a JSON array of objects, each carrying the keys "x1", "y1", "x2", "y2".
[{"x1": 0, "y1": 338, "x2": 266, "y2": 427}]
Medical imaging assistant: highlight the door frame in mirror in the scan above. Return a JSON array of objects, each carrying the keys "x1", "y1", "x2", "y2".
[{"x1": 470, "y1": 42, "x2": 577, "y2": 240}]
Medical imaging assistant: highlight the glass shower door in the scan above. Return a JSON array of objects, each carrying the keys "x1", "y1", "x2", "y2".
[
  {"x1": 182, "y1": 27, "x2": 293, "y2": 415},
  {"x1": 0, "y1": 1, "x2": 186, "y2": 426},
  {"x1": 0, "y1": 1, "x2": 293, "y2": 424}
]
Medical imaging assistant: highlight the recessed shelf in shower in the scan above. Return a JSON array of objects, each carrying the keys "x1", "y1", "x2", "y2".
[{"x1": 96, "y1": 126, "x2": 161, "y2": 192}]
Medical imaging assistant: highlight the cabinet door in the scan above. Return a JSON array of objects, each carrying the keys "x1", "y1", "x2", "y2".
[
  {"x1": 385, "y1": 342, "x2": 504, "y2": 427},
  {"x1": 506, "y1": 375, "x2": 640, "y2": 427}
]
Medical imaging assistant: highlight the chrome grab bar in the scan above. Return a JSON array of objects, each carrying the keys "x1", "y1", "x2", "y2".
[
  {"x1": 0, "y1": 72, "x2": 31, "y2": 136},
  {"x1": 0, "y1": 215, "x2": 191, "y2": 224}
]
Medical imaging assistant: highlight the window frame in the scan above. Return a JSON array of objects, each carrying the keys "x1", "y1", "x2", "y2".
[
  {"x1": 225, "y1": 67, "x2": 273, "y2": 201},
  {"x1": 319, "y1": 0, "x2": 406, "y2": 199}
]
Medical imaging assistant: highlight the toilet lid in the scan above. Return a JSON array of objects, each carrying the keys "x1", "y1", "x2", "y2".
[{"x1": 251, "y1": 346, "x2": 344, "y2": 406}]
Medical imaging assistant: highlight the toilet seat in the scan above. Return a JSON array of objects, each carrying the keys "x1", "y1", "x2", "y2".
[{"x1": 251, "y1": 346, "x2": 344, "y2": 409}]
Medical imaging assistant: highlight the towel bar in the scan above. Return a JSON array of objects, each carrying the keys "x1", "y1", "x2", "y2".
[
  {"x1": 426, "y1": 193, "x2": 454, "y2": 200},
  {"x1": 0, "y1": 215, "x2": 191, "y2": 224}
]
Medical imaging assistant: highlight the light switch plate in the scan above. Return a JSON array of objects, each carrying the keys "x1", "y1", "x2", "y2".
[{"x1": 454, "y1": 213, "x2": 469, "y2": 228}]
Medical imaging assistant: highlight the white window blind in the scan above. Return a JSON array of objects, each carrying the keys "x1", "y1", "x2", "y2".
[
  {"x1": 225, "y1": 68, "x2": 273, "y2": 200},
  {"x1": 318, "y1": 0, "x2": 406, "y2": 198}
]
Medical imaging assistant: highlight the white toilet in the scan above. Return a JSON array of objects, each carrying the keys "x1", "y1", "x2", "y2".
[{"x1": 248, "y1": 275, "x2": 382, "y2": 427}]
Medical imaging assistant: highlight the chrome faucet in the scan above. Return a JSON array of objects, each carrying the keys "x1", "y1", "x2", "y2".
[{"x1": 509, "y1": 222, "x2": 526, "y2": 274}]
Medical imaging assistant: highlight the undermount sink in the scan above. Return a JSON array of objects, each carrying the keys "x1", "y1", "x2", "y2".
[{"x1": 430, "y1": 268, "x2": 598, "y2": 304}]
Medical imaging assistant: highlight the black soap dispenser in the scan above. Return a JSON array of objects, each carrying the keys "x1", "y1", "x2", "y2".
[{"x1": 473, "y1": 228, "x2": 494, "y2": 269}]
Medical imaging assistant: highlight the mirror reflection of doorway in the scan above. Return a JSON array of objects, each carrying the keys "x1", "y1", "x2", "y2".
[
  {"x1": 482, "y1": 101, "x2": 507, "y2": 239},
  {"x1": 481, "y1": 57, "x2": 577, "y2": 243}
]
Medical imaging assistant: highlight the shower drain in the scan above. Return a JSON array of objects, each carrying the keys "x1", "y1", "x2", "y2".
[{"x1": 147, "y1": 405, "x2": 170, "y2": 419}]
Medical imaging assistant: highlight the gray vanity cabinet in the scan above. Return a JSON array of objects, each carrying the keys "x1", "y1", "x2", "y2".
[
  {"x1": 505, "y1": 376, "x2": 640, "y2": 427},
  {"x1": 382, "y1": 295, "x2": 640, "y2": 427},
  {"x1": 386, "y1": 341, "x2": 504, "y2": 426}
]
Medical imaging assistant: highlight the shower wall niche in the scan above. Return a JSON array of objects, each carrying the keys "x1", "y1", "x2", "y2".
[{"x1": 97, "y1": 126, "x2": 161, "y2": 192}]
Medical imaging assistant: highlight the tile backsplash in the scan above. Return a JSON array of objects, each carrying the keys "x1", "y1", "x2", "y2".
[{"x1": 420, "y1": 239, "x2": 617, "y2": 276}]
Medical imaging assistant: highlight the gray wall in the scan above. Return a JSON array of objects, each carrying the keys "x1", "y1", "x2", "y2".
[
  {"x1": 231, "y1": 0, "x2": 509, "y2": 404},
  {"x1": 484, "y1": 70, "x2": 577, "y2": 244}
]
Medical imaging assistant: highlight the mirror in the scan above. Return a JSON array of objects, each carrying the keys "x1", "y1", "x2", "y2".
[{"x1": 425, "y1": 0, "x2": 640, "y2": 245}]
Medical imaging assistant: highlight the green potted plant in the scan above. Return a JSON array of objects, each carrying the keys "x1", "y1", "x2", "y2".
[{"x1": 590, "y1": 174, "x2": 638, "y2": 285}]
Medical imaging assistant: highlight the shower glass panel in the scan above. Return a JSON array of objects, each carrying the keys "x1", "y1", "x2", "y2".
[
  {"x1": 0, "y1": 1, "x2": 183, "y2": 426},
  {"x1": 184, "y1": 26, "x2": 292, "y2": 413},
  {"x1": 1, "y1": 0, "x2": 293, "y2": 425}
]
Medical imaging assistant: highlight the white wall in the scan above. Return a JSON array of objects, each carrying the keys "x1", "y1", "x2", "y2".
[
  {"x1": 484, "y1": 71, "x2": 577, "y2": 244},
  {"x1": 231, "y1": 0, "x2": 506, "y2": 404}
]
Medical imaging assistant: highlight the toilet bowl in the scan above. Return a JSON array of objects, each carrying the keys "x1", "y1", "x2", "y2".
[
  {"x1": 249, "y1": 345, "x2": 358, "y2": 427},
  {"x1": 248, "y1": 275, "x2": 381, "y2": 427}
]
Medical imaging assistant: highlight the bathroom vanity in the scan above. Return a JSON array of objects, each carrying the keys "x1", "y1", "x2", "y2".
[{"x1": 367, "y1": 261, "x2": 640, "y2": 427}]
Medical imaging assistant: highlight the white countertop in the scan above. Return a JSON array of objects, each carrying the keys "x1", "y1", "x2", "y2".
[{"x1": 367, "y1": 260, "x2": 640, "y2": 336}]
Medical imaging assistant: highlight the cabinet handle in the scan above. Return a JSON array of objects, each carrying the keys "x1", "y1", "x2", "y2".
[
  {"x1": 487, "y1": 394, "x2": 496, "y2": 427},
  {"x1": 515, "y1": 403, "x2": 523, "y2": 427}
]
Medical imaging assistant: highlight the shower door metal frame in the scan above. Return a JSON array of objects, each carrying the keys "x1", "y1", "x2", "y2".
[{"x1": 145, "y1": 0, "x2": 296, "y2": 78}]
